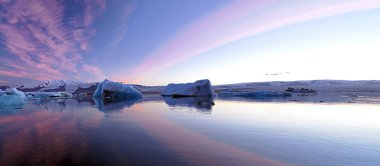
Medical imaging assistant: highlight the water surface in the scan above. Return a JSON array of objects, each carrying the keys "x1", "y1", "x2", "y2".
[{"x1": 0, "y1": 98, "x2": 379, "y2": 166}]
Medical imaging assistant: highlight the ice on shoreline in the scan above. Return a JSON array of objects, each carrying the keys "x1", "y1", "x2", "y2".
[
  {"x1": 26, "y1": 92, "x2": 73, "y2": 99},
  {"x1": 218, "y1": 90, "x2": 292, "y2": 99}
]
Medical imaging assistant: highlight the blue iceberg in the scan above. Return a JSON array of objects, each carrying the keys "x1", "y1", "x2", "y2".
[
  {"x1": 0, "y1": 88, "x2": 27, "y2": 110},
  {"x1": 93, "y1": 79, "x2": 142, "y2": 101}
]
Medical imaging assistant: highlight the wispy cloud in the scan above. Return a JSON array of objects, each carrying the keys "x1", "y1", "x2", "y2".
[
  {"x1": 83, "y1": 0, "x2": 106, "y2": 27},
  {"x1": 122, "y1": 0, "x2": 380, "y2": 83},
  {"x1": 82, "y1": 64, "x2": 105, "y2": 81},
  {"x1": 0, "y1": 0, "x2": 106, "y2": 82},
  {"x1": 108, "y1": 4, "x2": 134, "y2": 50},
  {"x1": 0, "y1": 80, "x2": 9, "y2": 86}
]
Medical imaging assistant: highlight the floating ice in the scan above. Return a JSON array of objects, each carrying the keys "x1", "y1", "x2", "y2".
[
  {"x1": 0, "y1": 88, "x2": 27, "y2": 110},
  {"x1": 161, "y1": 79, "x2": 215, "y2": 97},
  {"x1": 93, "y1": 79, "x2": 142, "y2": 100}
]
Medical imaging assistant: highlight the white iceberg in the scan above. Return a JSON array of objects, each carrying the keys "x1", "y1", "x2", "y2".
[
  {"x1": 0, "y1": 89, "x2": 5, "y2": 96},
  {"x1": 6, "y1": 88, "x2": 26, "y2": 96},
  {"x1": 0, "y1": 88, "x2": 27, "y2": 110},
  {"x1": 93, "y1": 79, "x2": 142, "y2": 100},
  {"x1": 161, "y1": 79, "x2": 215, "y2": 97}
]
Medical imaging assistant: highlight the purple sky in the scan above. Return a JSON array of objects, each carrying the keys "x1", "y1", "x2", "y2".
[{"x1": 1, "y1": 0, "x2": 380, "y2": 85}]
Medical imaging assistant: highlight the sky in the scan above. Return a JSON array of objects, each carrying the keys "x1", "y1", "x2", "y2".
[{"x1": 1, "y1": 0, "x2": 380, "y2": 86}]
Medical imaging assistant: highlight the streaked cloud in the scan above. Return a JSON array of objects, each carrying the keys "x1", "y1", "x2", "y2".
[
  {"x1": 83, "y1": 0, "x2": 106, "y2": 27},
  {"x1": 0, "y1": 80, "x2": 8, "y2": 84},
  {"x1": 123, "y1": 0, "x2": 380, "y2": 83},
  {"x1": 82, "y1": 64, "x2": 105, "y2": 81},
  {"x1": 0, "y1": 0, "x2": 106, "y2": 82},
  {"x1": 106, "y1": 4, "x2": 135, "y2": 52},
  {"x1": 1, "y1": 0, "x2": 379, "y2": 85}
]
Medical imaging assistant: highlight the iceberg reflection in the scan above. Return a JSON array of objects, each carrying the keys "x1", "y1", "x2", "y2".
[
  {"x1": 163, "y1": 96, "x2": 215, "y2": 111},
  {"x1": 94, "y1": 97, "x2": 141, "y2": 112},
  {"x1": 0, "y1": 88, "x2": 27, "y2": 112}
]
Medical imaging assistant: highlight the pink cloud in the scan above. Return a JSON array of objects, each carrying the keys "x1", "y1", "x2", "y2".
[
  {"x1": 0, "y1": 69, "x2": 54, "y2": 81},
  {"x1": 120, "y1": 0, "x2": 380, "y2": 83},
  {"x1": 0, "y1": 80, "x2": 8, "y2": 85},
  {"x1": 108, "y1": 4, "x2": 135, "y2": 50},
  {"x1": 0, "y1": 0, "x2": 106, "y2": 82},
  {"x1": 83, "y1": 0, "x2": 106, "y2": 27},
  {"x1": 82, "y1": 64, "x2": 105, "y2": 81},
  {"x1": 0, "y1": 58, "x2": 64, "y2": 81}
]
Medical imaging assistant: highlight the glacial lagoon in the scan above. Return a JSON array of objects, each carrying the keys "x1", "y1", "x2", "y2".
[{"x1": 0, "y1": 98, "x2": 380, "y2": 166}]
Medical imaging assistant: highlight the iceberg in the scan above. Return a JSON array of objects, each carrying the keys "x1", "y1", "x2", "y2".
[
  {"x1": 93, "y1": 79, "x2": 142, "y2": 101},
  {"x1": 0, "y1": 89, "x2": 4, "y2": 96},
  {"x1": 93, "y1": 80, "x2": 107, "y2": 97},
  {"x1": 5, "y1": 88, "x2": 26, "y2": 96},
  {"x1": 0, "y1": 88, "x2": 27, "y2": 110},
  {"x1": 161, "y1": 79, "x2": 215, "y2": 97}
]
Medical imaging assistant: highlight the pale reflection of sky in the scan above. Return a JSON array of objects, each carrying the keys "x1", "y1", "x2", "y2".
[
  {"x1": 211, "y1": 101, "x2": 380, "y2": 128},
  {"x1": 1, "y1": 99, "x2": 380, "y2": 166}
]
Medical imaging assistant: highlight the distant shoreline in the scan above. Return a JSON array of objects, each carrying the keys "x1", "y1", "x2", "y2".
[{"x1": 3, "y1": 80, "x2": 380, "y2": 104}]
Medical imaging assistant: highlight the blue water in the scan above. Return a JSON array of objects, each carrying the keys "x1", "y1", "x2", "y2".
[{"x1": 0, "y1": 98, "x2": 379, "y2": 166}]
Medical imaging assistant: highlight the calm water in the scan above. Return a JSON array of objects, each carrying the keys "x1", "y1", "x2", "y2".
[{"x1": 0, "y1": 97, "x2": 380, "y2": 166}]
